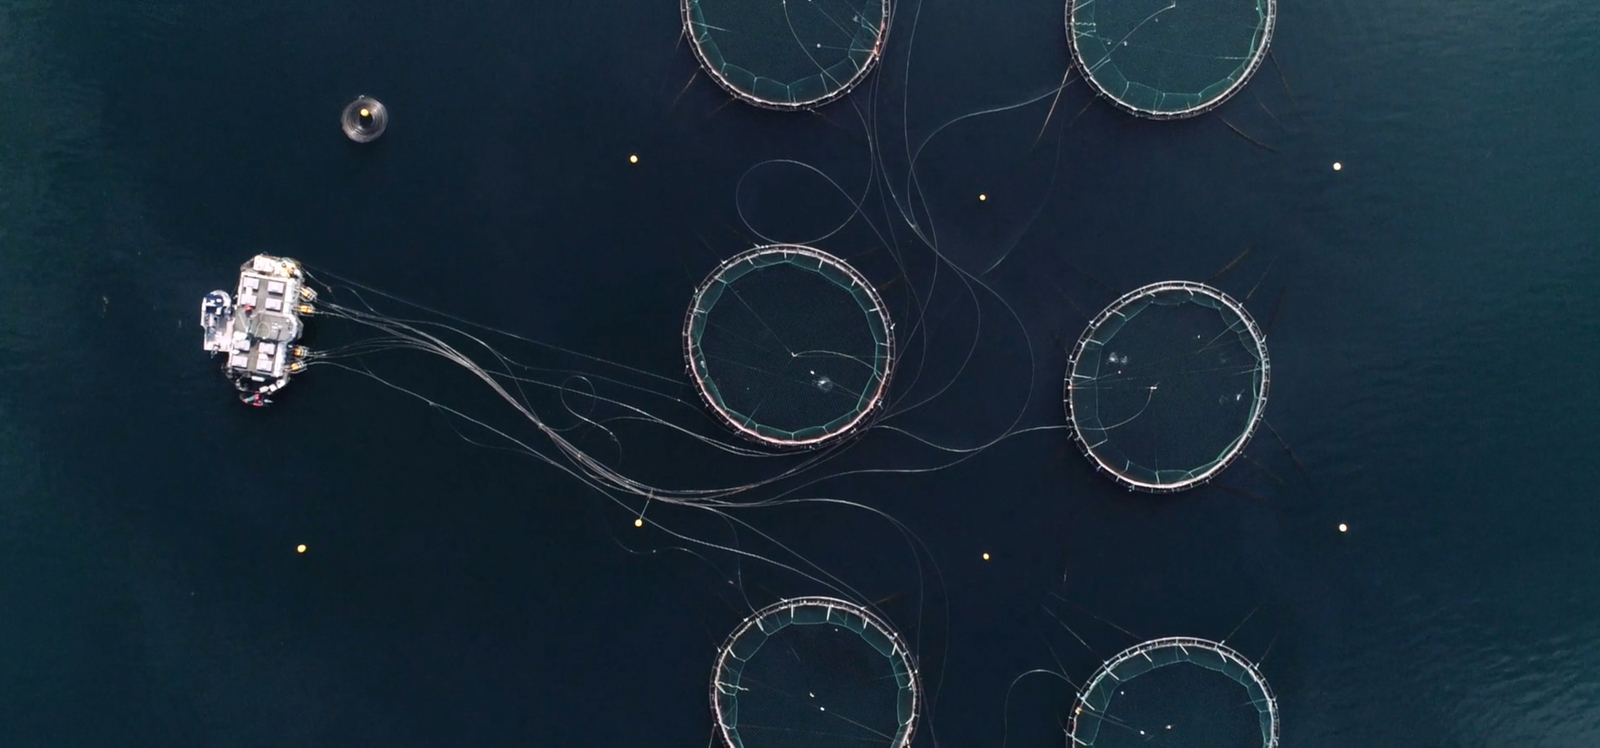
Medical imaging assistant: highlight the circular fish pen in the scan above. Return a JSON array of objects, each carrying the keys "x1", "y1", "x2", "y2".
[
  {"x1": 681, "y1": 0, "x2": 891, "y2": 111},
  {"x1": 1064, "y1": 281, "x2": 1269, "y2": 492},
  {"x1": 684, "y1": 245, "x2": 894, "y2": 449},
  {"x1": 711, "y1": 597, "x2": 921, "y2": 748},
  {"x1": 1066, "y1": 0, "x2": 1276, "y2": 119},
  {"x1": 341, "y1": 96, "x2": 388, "y2": 142},
  {"x1": 1068, "y1": 636, "x2": 1279, "y2": 747}
]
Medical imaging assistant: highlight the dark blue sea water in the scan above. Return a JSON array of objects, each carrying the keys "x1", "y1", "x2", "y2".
[{"x1": 3, "y1": 1, "x2": 1598, "y2": 746}]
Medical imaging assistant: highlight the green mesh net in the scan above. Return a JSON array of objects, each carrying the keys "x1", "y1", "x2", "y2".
[
  {"x1": 681, "y1": 0, "x2": 891, "y2": 110},
  {"x1": 684, "y1": 246, "x2": 894, "y2": 448},
  {"x1": 1067, "y1": 0, "x2": 1276, "y2": 118},
  {"x1": 1065, "y1": 281, "x2": 1269, "y2": 492},
  {"x1": 1070, "y1": 637, "x2": 1279, "y2": 747},
  {"x1": 712, "y1": 598, "x2": 920, "y2": 748}
]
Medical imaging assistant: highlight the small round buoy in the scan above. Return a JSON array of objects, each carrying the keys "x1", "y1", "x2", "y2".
[
  {"x1": 1338, "y1": 523, "x2": 1348, "y2": 533},
  {"x1": 634, "y1": 518, "x2": 644, "y2": 528},
  {"x1": 629, "y1": 154, "x2": 639, "y2": 164},
  {"x1": 978, "y1": 193, "x2": 987, "y2": 202},
  {"x1": 341, "y1": 96, "x2": 388, "y2": 143},
  {"x1": 981, "y1": 552, "x2": 991, "y2": 561},
  {"x1": 1332, "y1": 162, "x2": 1343, "y2": 171},
  {"x1": 296, "y1": 544, "x2": 307, "y2": 553}
]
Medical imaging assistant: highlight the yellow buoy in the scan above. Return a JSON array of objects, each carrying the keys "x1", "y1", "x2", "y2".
[
  {"x1": 359, "y1": 108, "x2": 370, "y2": 118},
  {"x1": 296, "y1": 544, "x2": 307, "y2": 553},
  {"x1": 981, "y1": 552, "x2": 991, "y2": 561},
  {"x1": 629, "y1": 154, "x2": 639, "y2": 164},
  {"x1": 634, "y1": 518, "x2": 644, "y2": 528},
  {"x1": 978, "y1": 193, "x2": 987, "y2": 202}
]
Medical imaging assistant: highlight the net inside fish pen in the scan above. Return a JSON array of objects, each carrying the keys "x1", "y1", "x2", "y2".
[
  {"x1": 711, "y1": 597, "x2": 920, "y2": 748},
  {"x1": 1064, "y1": 281, "x2": 1269, "y2": 492},
  {"x1": 1067, "y1": 0, "x2": 1276, "y2": 118},
  {"x1": 1068, "y1": 636, "x2": 1279, "y2": 747},
  {"x1": 682, "y1": 0, "x2": 891, "y2": 110},
  {"x1": 684, "y1": 245, "x2": 894, "y2": 449}
]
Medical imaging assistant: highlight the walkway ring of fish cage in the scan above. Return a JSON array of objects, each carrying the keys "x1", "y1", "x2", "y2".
[
  {"x1": 341, "y1": 95, "x2": 389, "y2": 142},
  {"x1": 1065, "y1": 0, "x2": 1277, "y2": 119},
  {"x1": 1067, "y1": 636, "x2": 1279, "y2": 747},
  {"x1": 711, "y1": 596, "x2": 922, "y2": 748},
  {"x1": 1064, "y1": 280, "x2": 1270, "y2": 493},
  {"x1": 680, "y1": 0, "x2": 893, "y2": 111},
  {"x1": 683, "y1": 244, "x2": 895, "y2": 450}
]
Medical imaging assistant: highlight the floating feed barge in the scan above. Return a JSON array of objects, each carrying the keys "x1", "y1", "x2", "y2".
[{"x1": 201, "y1": 255, "x2": 316, "y2": 407}]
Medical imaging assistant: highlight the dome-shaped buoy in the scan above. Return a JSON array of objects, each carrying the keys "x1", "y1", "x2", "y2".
[{"x1": 341, "y1": 96, "x2": 387, "y2": 143}]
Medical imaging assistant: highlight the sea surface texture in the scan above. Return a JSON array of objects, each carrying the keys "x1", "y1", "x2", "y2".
[{"x1": 2, "y1": 1, "x2": 1597, "y2": 746}]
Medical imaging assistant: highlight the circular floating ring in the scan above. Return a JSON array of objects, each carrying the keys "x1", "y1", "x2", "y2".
[
  {"x1": 1064, "y1": 281, "x2": 1269, "y2": 492},
  {"x1": 1066, "y1": 0, "x2": 1276, "y2": 119},
  {"x1": 711, "y1": 596, "x2": 921, "y2": 748},
  {"x1": 684, "y1": 245, "x2": 894, "y2": 449},
  {"x1": 341, "y1": 95, "x2": 388, "y2": 142},
  {"x1": 1068, "y1": 636, "x2": 1279, "y2": 747},
  {"x1": 681, "y1": 0, "x2": 892, "y2": 111}
]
